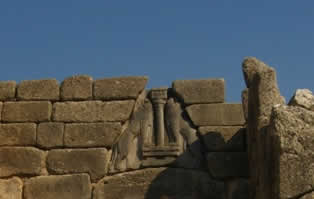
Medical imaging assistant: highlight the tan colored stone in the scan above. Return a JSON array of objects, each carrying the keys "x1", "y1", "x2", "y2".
[
  {"x1": 199, "y1": 126, "x2": 245, "y2": 151},
  {"x1": 241, "y1": 88, "x2": 249, "y2": 122},
  {"x1": 53, "y1": 100, "x2": 134, "y2": 122},
  {"x1": 64, "y1": 122, "x2": 121, "y2": 148},
  {"x1": 61, "y1": 75, "x2": 93, "y2": 100},
  {"x1": 23, "y1": 174, "x2": 91, "y2": 199},
  {"x1": 289, "y1": 89, "x2": 314, "y2": 111},
  {"x1": 0, "y1": 177, "x2": 23, "y2": 199},
  {"x1": 93, "y1": 76, "x2": 148, "y2": 100},
  {"x1": 206, "y1": 152, "x2": 249, "y2": 179},
  {"x1": 0, "y1": 147, "x2": 45, "y2": 177},
  {"x1": 17, "y1": 79, "x2": 59, "y2": 100},
  {"x1": 2, "y1": 101, "x2": 52, "y2": 122},
  {"x1": 93, "y1": 168, "x2": 225, "y2": 199},
  {"x1": 47, "y1": 148, "x2": 109, "y2": 182},
  {"x1": 0, "y1": 123, "x2": 36, "y2": 146},
  {"x1": 172, "y1": 79, "x2": 225, "y2": 104},
  {"x1": 186, "y1": 103, "x2": 245, "y2": 126},
  {"x1": 0, "y1": 81, "x2": 16, "y2": 100},
  {"x1": 0, "y1": 102, "x2": 2, "y2": 121},
  {"x1": 37, "y1": 122, "x2": 64, "y2": 149}
]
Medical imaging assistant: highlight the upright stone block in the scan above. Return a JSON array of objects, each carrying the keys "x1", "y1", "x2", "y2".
[
  {"x1": 61, "y1": 75, "x2": 93, "y2": 100},
  {"x1": 47, "y1": 148, "x2": 109, "y2": 182},
  {"x1": 172, "y1": 79, "x2": 225, "y2": 104},
  {"x1": 0, "y1": 147, "x2": 45, "y2": 177},
  {"x1": 0, "y1": 81, "x2": 16, "y2": 100},
  {"x1": 24, "y1": 174, "x2": 91, "y2": 199},
  {"x1": 37, "y1": 122, "x2": 64, "y2": 149},
  {"x1": 2, "y1": 101, "x2": 52, "y2": 122},
  {"x1": 53, "y1": 100, "x2": 134, "y2": 122},
  {"x1": 0, "y1": 102, "x2": 2, "y2": 121},
  {"x1": 0, "y1": 177, "x2": 23, "y2": 199},
  {"x1": 64, "y1": 122, "x2": 121, "y2": 148},
  {"x1": 0, "y1": 123, "x2": 36, "y2": 146},
  {"x1": 17, "y1": 79, "x2": 59, "y2": 100},
  {"x1": 93, "y1": 76, "x2": 148, "y2": 100},
  {"x1": 186, "y1": 103, "x2": 245, "y2": 126}
]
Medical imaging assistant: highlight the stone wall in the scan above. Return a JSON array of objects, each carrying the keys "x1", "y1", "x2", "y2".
[{"x1": 0, "y1": 75, "x2": 248, "y2": 199}]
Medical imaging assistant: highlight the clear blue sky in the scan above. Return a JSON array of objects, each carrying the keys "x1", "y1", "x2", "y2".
[{"x1": 0, "y1": 1, "x2": 313, "y2": 102}]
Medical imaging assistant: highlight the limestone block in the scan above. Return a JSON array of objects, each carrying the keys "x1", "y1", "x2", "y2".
[
  {"x1": 17, "y1": 79, "x2": 59, "y2": 100},
  {"x1": 23, "y1": 174, "x2": 91, "y2": 199},
  {"x1": 64, "y1": 122, "x2": 121, "y2": 148},
  {"x1": 2, "y1": 101, "x2": 52, "y2": 122},
  {"x1": 241, "y1": 88, "x2": 249, "y2": 122},
  {"x1": 0, "y1": 81, "x2": 16, "y2": 100},
  {"x1": 225, "y1": 179, "x2": 249, "y2": 199},
  {"x1": 172, "y1": 79, "x2": 225, "y2": 104},
  {"x1": 37, "y1": 122, "x2": 64, "y2": 149},
  {"x1": 47, "y1": 148, "x2": 109, "y2": 182},
  {"x1": 0, "y1": 102, "x2": 2, "y2": 121},
  {"x1": 206, "y1": 152, "x2": 249, "y2": 179},
  {"x1": 93, "y1": 168, "x2": 225, "y2": 199},
  {"x1": 186, "y1": 103, "x2": 245, "y2": 126},
  {"x1": 93, "y1": 76, "x2": 148, "y2": 100},
  {"x1": 0, "y1": 177, "x2": 23, "y2": 199},
  {"x1": 61, "y1": 75, "x2": 93, "y2": 100},
  {"x1": 289, "y1": 89, "x2": 314, "y2": 111},
  {"x1": 0, "y1": 147, "x2": 45, "y2": 177},
  {"x1": 53, "y1": 100, "x2": 134, "y2": 122},
  {"x1": 199, "y1": 126, "x2": 245, "y2": 152},
  {"x1": 0, "y1": 123, "x2": 36, "y2": 146}
]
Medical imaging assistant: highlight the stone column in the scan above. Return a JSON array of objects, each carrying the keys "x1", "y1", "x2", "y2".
[{"x1": 150, "y1": 88, "x2": 168, "y2": 147}]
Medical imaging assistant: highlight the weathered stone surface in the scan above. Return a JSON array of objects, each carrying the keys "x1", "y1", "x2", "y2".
[
  {"x1": 2, "y1": 101, "x2": 52, "y2": 122},
  {"x1": 17, "y1": 79, "x2": 59, "y2": 100},
  {"x1": 47, "y1": 148, "x2": 109, "y2": 182},
  {"x1": 0, "y1": 123, "x2": 36, "y2": 146},
  {"x1": 61, "y1": 75, "x2": 93, "y2": 100},
  {"x1": 207, "y1": 152, "x2": 249, "y2": 179},
  {"x1": 266, "y1": 105, "x2": 314, "y2": 199},
  {"x1": 0, "y1": 102, "x2": 2, "y2": 121},
  {"x1": 94, "y1": 168, "x2": 225, "y2": 199},
  {"x1": 242, "y1": 57, "x2": 285, "y2": 199},
  {"x1": 241, "y1": 88, "x2": 249, "y2": 122},
  {"x1": 172, "y1": 79, "x2": 225, "y2": 104},
  {"x1": 0, "y1": 147, "x2": 45, "y2": 177},
  {"x1": 0, "y1": 81, "x2": 16, "y2": 100},
  {"x1": 37, "y1": 122, "x2": 64, "y2": 149},
  {"x1": 289, "y1": 89, "x2": 314, "y2": 111},
  {"x1": 199, "y1": 126, "x2": 245, "y2": 152},
  {"x1": 94, "y1": 76, "x2": 148, "y2": 100},
  {"x1": 0, "y1": 177, "x2": 23, "y2": 199},
  {"x1": 24, "y1": 174, "x2": 91, "y2": 199},
  {"x1": 186, "y1": 103, "x2": 245, "y2": 126},
  {"x1": 53, "y1": 100, "x2": 134, "y2": 122},
  {"x1": 225, "y1": 179, "x2": 249, "y2": 199},
  {"x1": 64, "y1": 122, "x2": 121, "y2": 148}
]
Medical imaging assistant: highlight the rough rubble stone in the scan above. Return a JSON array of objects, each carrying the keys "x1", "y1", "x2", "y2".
[
  {"x1": 0, "y1": 177, "x2": 23, "y2": 199},
  {"x1": 37, "y1": 122, "x2": 64, "y2": 149},
  {"x1": 53, "y1": 100, "x2": 134, "y2": 122},
  {"x1": 0, "y1": 123, "x2": 36, "y2": 146},
  {"x1": 94, "y1": 76, "x2": 148, "y2": 100},
  {"x1": 0, "y1": 81, "x2": 16, "y2": 100},
  {"x1": 186, "y1": 103, "x2": 245, "y2": 126},
  {"x1": 266, "y1": 105, "x2": 314, "y2": 199},
  {"x1": 94, "y1": 168, "x2": 225, "y2": 199},
  {"x1": 64, "y1": 122, "x2": 122, "y2": 148},
  {"x1": 60, "y1": 75, "x2": 93, "y2": 100},
  {"x1": 288, "y1": 89, "x2": 314, "y2": 111},
  {"x1": 199, "y1": 126, "x2": 245, "y2": 152},
  {"x1": 207, "y1": 152, "x2": 249, "y2": 179},
  {"x1": 23, "y1": 174, "x2": 91, "y2": 199},
  {"x1": 17, "y1": 79, "x2": 59, "y2": 100},
  {"x1": 47, "y1": 148, "x2": 109, "y2": 182},
  {"x1": 225, "y1": 179, "x2": 249, "y2": 199},
  {"x1": 2, "y1": 101, "x2": 52, "y2": 122},
  {"x1": 172, "y1": 79, "x2": 225, "y2": 104},
  {"x1": 0, "y1": 147, "x2": 45, "y2": 177},
  {"x1": 242, "y1": 57, "x2": 285, "y2": 199}
]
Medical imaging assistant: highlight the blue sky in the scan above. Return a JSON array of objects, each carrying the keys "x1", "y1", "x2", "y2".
[{"x1": 0, "y1": 1, "x2": 313, "y2": 102}]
